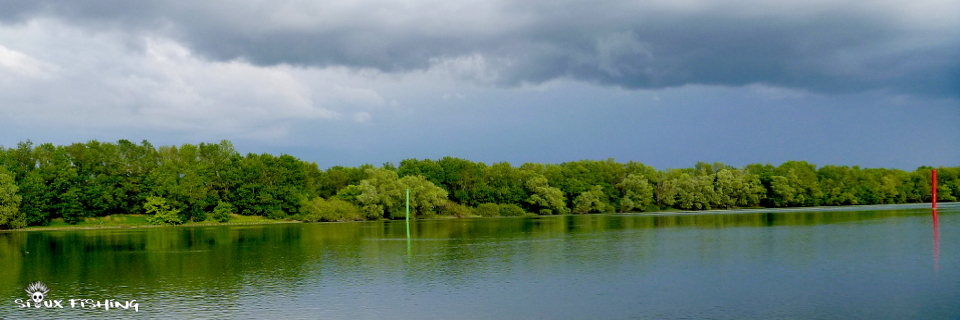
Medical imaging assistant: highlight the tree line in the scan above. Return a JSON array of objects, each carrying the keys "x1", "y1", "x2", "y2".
[{"x1": 0, "y1": 140, "x2": 955, "y2": 229}]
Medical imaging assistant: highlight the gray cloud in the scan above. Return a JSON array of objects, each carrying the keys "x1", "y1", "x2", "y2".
[
  {"x1": 1, "y1": 0, "x2": 958, "y2": 96},
  {"x1": 0, "y1": 21, "x2": 339, "y2": 140}
]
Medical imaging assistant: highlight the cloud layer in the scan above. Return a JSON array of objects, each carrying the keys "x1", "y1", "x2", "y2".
[{"x1": 2, "y1": 0, "x2": 958, "y2": 96}]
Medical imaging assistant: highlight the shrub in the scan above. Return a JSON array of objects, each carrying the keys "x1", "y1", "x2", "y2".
[
  {"x1": 191, "y1": 210, "x2": 208, "y2": 222},
  {"x1": 498, "y1": 203, "x2": 527, "y2": 216},
  {"x1": 213, "y1": 201, "x2": 235, "y2": 223},
  {"x1": 475, "y1": 203, "x2": 500, "y2": 217},
  {"x1": 268, "y1": 209, "x2": 289, "y2": 220},
  {"x1": 439, "y1": 200, "x2": 474, "y2": 218},
  {"x1": 144, "y1": 197, "x2": 184, "y2": 225},
  {"x1": 298, "y1": 197, "x2": 363, "y2": 222}
]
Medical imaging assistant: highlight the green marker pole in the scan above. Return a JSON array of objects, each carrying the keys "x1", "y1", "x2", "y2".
[
  {"x1": 406, "y1": 188, "x2": 411, "y2": 256},
  {"x1": 406, "y1": 188, "x2": 410, "y2": 231}
]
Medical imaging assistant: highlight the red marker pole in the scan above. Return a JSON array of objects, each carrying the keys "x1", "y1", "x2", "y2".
[
  {"x1": 933, "y1": 210, "x2": 940, "y2": 272},
  {"x1": 932, "y1": 169, "x2": 937, "y2": 209}
]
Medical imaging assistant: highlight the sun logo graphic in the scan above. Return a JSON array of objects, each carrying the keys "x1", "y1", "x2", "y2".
[{"x1": 25, "y1": 282, "x2": 49, "y2": 304}]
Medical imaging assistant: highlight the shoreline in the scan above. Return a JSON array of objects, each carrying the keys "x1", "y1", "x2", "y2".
[
  {"x1": 627, "y1": 202, "x2": 952, "y2": 216},
  {"x1": 3, "y1": 202, "x2": 951, "y2": 233},
  {"x1": 4, "y1": 219, "x2": 302, "y2": 233}
]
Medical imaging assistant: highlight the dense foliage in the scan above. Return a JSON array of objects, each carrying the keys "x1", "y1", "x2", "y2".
[
  {"x1": 0, "y1": 166, "x2": 24, "y2": 229},
  {"x1": 0, "y1": 140, "x2": 955, "y2": 229}
]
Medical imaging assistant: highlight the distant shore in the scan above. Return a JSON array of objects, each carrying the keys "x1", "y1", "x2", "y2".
[{"x1": 4, "y1": 202, "x2": 951, "y2": 233}]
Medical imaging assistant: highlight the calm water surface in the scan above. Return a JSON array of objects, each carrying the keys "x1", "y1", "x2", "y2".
[{"x1": 0, "y1": 203, "x2": 958, "y2": 319}]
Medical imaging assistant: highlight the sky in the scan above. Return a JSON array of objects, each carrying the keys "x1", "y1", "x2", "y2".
[{"x1": 0, "y1": 0, "x2": 957, "y2": 170}]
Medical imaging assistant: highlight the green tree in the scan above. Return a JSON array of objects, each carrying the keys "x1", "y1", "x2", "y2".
[
  {"x1": 477, "y1": 162, "x2": 528, "y2": 206},
  {"x1": 674, "y1": 173, "x2": 717, "y2": 210},
  {"x1": 939, "y1": 167, "x2": 960, "y2": 201},
  {"x1": 769, "y1": 161, "x2": 822, "y2": 207},
  {"x1": 147, "y1": 144, "x2": 212, "y2": 221},
  {"x1": 356, "y1": 168, "x2": 403, "y2": 219},
  {"x1": 16, "y1": 170, "x2": 52, "y2": 225},
  {"x1": 212, "y1": 201, "x2": 235, "y2": 223},
  {"x1": 0, "y1": 167, "x2": 25, "y2": 229},
  {"x1": 654, "y1": 171, "x2": 679, "y2": 208},
  {"x1": 617, "y1": 174, "x2": 653, "y2": 212},
  {"x1": 714, "y1": 169, "x2": 765, "y2": 208},
  {"x1": 543, "y1": 159, "x2": 624, "y2": 207},
  {"x1": 573, "y1": 185, "x2": 609, "y2": 214},
  {"x1": 399, "y1": 175, "x2": 449, "y2": 218},
  {"x1": 318, "y1": 165, "x2": 369, "y2": 198},
  {"x1": 524, "y1": 174, "x2": 569, "y2": 215},
  {"x1": 436, "y1": 157, "x2": 486, "y2": 206},
  {"x1": 769, "y1": 176, "x2": 797, "y2": 207},
  {"x1": 333, "y1": 184, "x2": 364, "y2": 204},
  {"x1": 398, "y1": 158, "x2": 445, "y2": 184},
  {"x1": 226, "y1": 153, "x2": 312, "y2": 218},
  {"x1": 817, "y1": 165, "x2": 860, "y2": 206},
  {"x1": 59, "y1": 187, "x2": 86, "y2": 224},
  {"x1": 356, "y1": 168, "x2": 449, "y2": 219}
]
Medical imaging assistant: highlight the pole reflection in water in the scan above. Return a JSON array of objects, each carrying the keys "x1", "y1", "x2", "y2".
[{"x1": 933, "y1": 209, "x2": 940, "y2": 273}]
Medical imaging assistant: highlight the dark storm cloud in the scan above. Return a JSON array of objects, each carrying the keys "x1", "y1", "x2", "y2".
[{"x1": 2, "y1": 0, "x2": 957, "y2": 96}]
